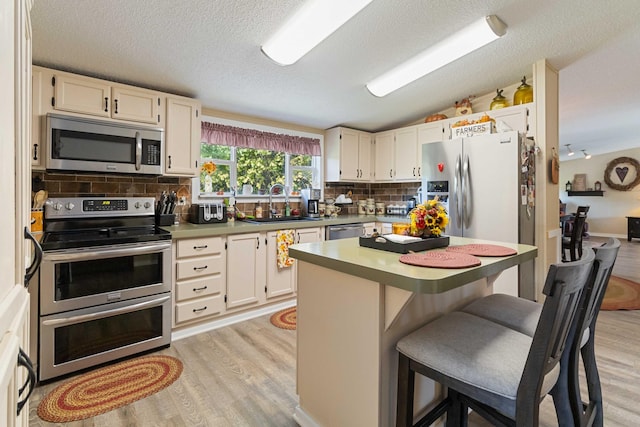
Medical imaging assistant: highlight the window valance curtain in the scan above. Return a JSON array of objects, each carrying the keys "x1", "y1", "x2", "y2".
[{"x1": 201, "y1": 121, "x2": 321, "y2": 156}]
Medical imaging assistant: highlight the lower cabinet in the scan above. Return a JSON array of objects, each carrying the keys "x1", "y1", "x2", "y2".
[
  {"x1": 173, "y1": 236, "x2": 226, "y2": 326},
  {"x1": 172, "y1": 227, "x2": 324, "y2": 329},
  {"x1": 226, "y1": 232, "x2": 265, "y2": 309},
  {"x1": 265, "y1": 227, "x2": 323, "y2": 299}
]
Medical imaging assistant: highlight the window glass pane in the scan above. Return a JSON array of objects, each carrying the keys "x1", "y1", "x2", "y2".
[
  {"x1": 201, "y1": 143, "x2": 231, "y2": 161},
  {"x1": 291, "y1": 154, "x2": 312, "y2": 167},
  {"x1": 237, "y1": 148, "x2": 285, "y2": 194},
  {"x1": 292, "y1": 169, "x2": 313, "y2": 192},
  {"x1": 200, "y1": 161, "x2": 230, "y2": 193}
]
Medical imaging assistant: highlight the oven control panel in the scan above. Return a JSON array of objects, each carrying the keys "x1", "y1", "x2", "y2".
[
  {"x1": 45, "y1": 197, "x2": 156, "y2": 219},
  {"x1": 83, "y1": 199, "x2": 128, "y2": 211}
]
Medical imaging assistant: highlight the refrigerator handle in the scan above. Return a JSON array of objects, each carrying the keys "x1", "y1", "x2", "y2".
[
  {"x1": 455, "y1": 154, "x2": 462, "y2": 228},
  {"x1": 463, "y1": 154, "x2": 471, "y2": 228}
]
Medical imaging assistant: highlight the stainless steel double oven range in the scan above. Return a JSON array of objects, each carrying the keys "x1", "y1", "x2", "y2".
[{"x1": 33, "y1": 197, "x2": 172, "y2": 381}]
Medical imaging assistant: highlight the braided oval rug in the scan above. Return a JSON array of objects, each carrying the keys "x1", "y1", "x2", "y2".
[{"x1": 37, "y1": 355, "x2": 183, "y2": 423}]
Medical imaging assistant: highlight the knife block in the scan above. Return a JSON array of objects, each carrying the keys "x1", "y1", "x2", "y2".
[{"x1": 156, "y1": 213, "x2": 176, "y2": 226}]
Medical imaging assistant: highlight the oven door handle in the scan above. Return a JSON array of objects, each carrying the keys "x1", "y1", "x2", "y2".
[
  {"x1": 42, "y1": 295, "x2": 170, "y2": 326},
  {"x1": 43, "y1": 241, "x2": 171, "y2": 262}
]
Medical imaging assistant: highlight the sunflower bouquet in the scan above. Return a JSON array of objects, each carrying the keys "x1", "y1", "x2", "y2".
[{"x1": 408, "y1": 198, "x2": 449, "y2": 237}]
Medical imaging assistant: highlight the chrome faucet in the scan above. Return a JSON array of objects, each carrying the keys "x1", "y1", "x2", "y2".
[{"x1": 269, "y1": 184, "x2": 285, "y2": 218}]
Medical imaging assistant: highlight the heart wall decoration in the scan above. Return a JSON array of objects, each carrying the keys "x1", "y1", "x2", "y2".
[{"x1": 604, "y1": 157, "x2": 640, "y2": 191}]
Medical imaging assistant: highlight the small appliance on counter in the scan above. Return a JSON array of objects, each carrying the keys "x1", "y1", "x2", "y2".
[
  {"x1": 301, "y1": 188, "x2": 321, "y2": 218},
  {"x1": 189, "y1": 203, "x2": 228, "y2": 224}
]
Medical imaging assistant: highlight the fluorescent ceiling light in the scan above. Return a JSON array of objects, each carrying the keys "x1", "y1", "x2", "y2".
[
  {"x1": 262, "y1": 0, "x2": 373, "y2": 66},
  {"x1": 566, "y1": 144, "x2": 575, "y2": 156},
  {"x1": 366, "y1": 15, "x2": 507, "y2": 97}
]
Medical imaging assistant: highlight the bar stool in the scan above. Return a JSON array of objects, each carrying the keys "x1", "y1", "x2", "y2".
[
  {"x1": 395, "y1": 249, "x2": 595, "y2": 427},
  {"x1": 461, "y1": 238, "x2": 619, "y2": 426}
]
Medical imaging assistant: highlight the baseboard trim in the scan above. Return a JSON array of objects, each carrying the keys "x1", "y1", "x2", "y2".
[
  {"x1": 293, "y1": 405, "x2": 321, "y2": 427},
  {"x1": 171, "y1": 299, "x2": 296, "y2": 341}
]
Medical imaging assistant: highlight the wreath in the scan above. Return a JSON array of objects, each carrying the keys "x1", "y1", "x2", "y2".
[{"x1": 604, "y1": 157, "x2": 640, "y2": 191}]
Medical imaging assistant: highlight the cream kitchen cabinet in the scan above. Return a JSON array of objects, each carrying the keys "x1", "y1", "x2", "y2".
[
  {"x1": 373, "y1": 130, "x2": 395, "y2": 181},
  {"x1": 165, "y1": 96, "x2": 201, "y2": 176},
  {"x1": 51, "y1": 72, "x2": 161, "y2": 125},
  {"x1": 226, "y1": 232, "x2": 266, "y2": 309},
  {"x1": 393, "y1": 125, "x2": 420, "y2": 181},
  {"x1": 265, "y1": 231, "x2": 296, "y2": 298},
  {"x1": 31, "y1": 68, "x2": 44, "y2": 170},
  {"x1": 325, "y1": 127, "x2": 372, "y2": 182},
  {"x1": 417, "y1": 121, "x2": 448, "y2": 178},
  {"x1": 173, "y1": 236, "x2": 226, "y2": 326}
]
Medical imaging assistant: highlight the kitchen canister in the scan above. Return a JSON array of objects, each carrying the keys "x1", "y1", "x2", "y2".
[
  {"x1": 357, "y1": 200, "x2": 367, "y2": 215},
  {"x1": 375, "y1": 202, "x2": 385, "y2": 215},
  {"x1": 366, "y1": 201, "x2": 375, "y2": 215}
]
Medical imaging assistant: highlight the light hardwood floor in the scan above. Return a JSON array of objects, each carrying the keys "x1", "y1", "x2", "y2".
[{"x1": 29, "y1": 238, "x2": 640, "y2": 426}]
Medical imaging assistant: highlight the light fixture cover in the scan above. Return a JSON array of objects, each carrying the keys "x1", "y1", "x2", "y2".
[
  {"x1": 366, "y1": 15, "x2": 507, "y2": 97},
  {"x1": 262, "y1": 0, "x2": 373, "y2": 65},
  {"x1": 566, "y1": 144, "x2": 575, "y2": 156},
  {"x1": 582, "y1": 150, "x2": 592, "y2": 159}
]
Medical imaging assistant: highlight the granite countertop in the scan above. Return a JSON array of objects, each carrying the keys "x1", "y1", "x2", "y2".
[
  {"x1": 164, "y1": 214, "x2": 410, "y2": 240},
  {"x1": 289, "y1": 236, "x2": 538, "y2": 294}
]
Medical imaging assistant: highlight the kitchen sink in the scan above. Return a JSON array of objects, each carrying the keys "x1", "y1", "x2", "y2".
[{"x1": 242, "y1": 216, "x2": 322, "y2": 224}]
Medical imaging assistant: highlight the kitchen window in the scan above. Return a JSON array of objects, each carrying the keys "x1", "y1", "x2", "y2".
[{"x1": 194, "y1": 117, "x2": 322, "y2": 200}]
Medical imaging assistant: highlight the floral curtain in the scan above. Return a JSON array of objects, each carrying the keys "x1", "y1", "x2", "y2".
[{"x1": 201, "y1": 121, "x2": 321, "y2": 156}]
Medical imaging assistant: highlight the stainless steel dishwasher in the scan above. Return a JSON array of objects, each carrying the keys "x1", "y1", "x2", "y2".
[{"x1": 325, "y1": 223, "x2": 365, "y2": 240}]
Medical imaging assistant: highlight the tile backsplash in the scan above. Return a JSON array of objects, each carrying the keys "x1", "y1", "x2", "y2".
[{"x1": 33, "y1": 171, "x2": 422, "y2": 223}]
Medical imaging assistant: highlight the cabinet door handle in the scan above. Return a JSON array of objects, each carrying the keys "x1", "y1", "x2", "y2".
[
  {"x1": 17, "y1": 348, "x2": 36, "y2": 416},
  {"x1": 256, "y1": 237, "x2": 260, "y2": 249},
  {"x1": 114, "y1": 98, "x2": 119, "y2": 114},
  {"x1": 193, "y1": 286, "x2": 208, "y2": 292},
  {"x1": 33, "y1": 143, "x2": 38, "y2": 161},
  {"x1": 104, "y1": 97, "x2": 109, "y2": 112},
  {"x1": 193, "y1": 245, "x2": 208, "y2": 250},
  {"x1": 168, "y1": 155, "x2": 172, "y2": 169},
  {"x1": 418, "y1": 167, "x2": 421, "y2": 176},
  {"x1": 193, "y1": 265, "x2": 208, "y2": 271},
  {"x1": 389, "y1": 169, "x2": 393, "y2": 178},
  {"x1": 413, "y1": 167, "x2": 416, "y2": 177},
  {"x1": 192, "y1": 306, "x2": 208, "y2": 313}
]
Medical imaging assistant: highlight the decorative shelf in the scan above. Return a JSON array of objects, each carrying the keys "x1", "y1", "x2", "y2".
[{"x1": 567, "y1": 191, "x2": 604, "y2": 196}]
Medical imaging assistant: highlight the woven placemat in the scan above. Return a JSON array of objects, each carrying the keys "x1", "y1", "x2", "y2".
[
  {"x1": 37, "y1": 355, "x2": 182, "y2": 423},
  {"x1": 446, "y1": 243, "x2": 517, "y2": 257},
  {"x1": 399, "y1": 251, "x2": 481, "y2": 269}
]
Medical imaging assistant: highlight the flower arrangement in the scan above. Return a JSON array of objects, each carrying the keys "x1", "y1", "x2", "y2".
[
  {"x1": 408, "y1": 198, "x2": 449, "y2": 237},
  {"x1": 201, "y1": 161, "x2": 217, "y2": 193},
  {"x1": 201, "y1": 161, "x2": 216, "y2": 175}
]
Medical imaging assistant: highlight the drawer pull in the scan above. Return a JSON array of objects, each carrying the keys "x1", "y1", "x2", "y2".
[
  {"x1": 193, "y1": 285, "x2": 208, "y2": 292},
  {"x1": 193, "y1": 306, "x2": 208, "y2": 313},
  {"x1": 193, "y1": 265, "x2": 208, "y2": 271},
  {"x1": 193, "y1": 245, "x2": 208, "y2": 250}
]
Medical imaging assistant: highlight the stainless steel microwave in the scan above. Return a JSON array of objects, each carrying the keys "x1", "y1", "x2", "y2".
[{"x1": 46, "y1": 113, "x2": 164, "y2": 175}]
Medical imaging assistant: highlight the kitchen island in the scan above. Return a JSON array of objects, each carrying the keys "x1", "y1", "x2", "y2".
[{"x1": 289, "y1": 236, "x2": 537, "y2": 427}]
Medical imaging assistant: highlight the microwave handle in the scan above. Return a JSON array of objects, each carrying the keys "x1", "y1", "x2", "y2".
[{"x1": 135, "y1": 131, "x2": 142, "y2": 170}]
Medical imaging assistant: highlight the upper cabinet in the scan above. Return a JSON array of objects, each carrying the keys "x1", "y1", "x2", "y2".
[
  {"x1": 417, "y1": 121, "x2": 448, "y2": 178},
  {"x1": 52, "y1": 72, "x2": 161, "y2": 125},
  {"x1": 325, "y1": 127, "x2": 372, "y2": 182},
  {"x1": 32, "y1": 66, "x2": 202, "y2": 176},
  {"x1": 373, "y1": 130, "x2": 394, "y2": 181},
  {"x1": 165, "y1": 96, "x2": 201, "y2": 176}
]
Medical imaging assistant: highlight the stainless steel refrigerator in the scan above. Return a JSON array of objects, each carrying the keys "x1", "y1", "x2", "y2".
[{"x1": 421, "y1": 130, "x2": 536, "y2": 300}]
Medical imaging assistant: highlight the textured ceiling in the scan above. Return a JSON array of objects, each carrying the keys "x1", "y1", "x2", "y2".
[{"x1": 31, "y1": 0, "x2": 640, "y2": 161}]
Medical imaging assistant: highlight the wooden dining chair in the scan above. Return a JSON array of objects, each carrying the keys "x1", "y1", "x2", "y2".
[
  {"x1": 395, "y1": 249, "x2": 595, "y2": 427},
  {"x1": 563, "y1": 205, "x2": 590, "y2": 261},
  {"x1": 461, "y1": 238, "x2": 620, "y2": 426}
]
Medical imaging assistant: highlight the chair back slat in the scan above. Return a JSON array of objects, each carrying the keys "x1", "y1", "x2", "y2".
[
  {"x1": 516, "y1": 249, "x2": 595, "y2": 423},
  {"x1": 566, "y1": 206, "x2": 590, "y2": 261}
]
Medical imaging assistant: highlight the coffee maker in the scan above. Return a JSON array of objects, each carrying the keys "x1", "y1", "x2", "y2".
[{"x1": 301, "y1": 188, "x2": 321, "y2": 218}]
